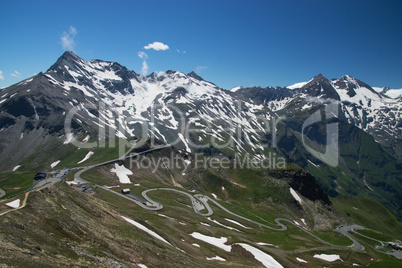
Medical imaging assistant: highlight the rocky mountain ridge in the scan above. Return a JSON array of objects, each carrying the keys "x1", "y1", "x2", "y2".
[{"x1": 0, "y1": 51, "x2": 400, "y2": 217}]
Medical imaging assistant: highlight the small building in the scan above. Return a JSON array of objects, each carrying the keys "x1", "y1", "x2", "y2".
[
  {"x1": 34, "y1": 172, "x2": 47, "y2": 181},
  {"x1": 122, "y1": 188, "x2": 130, "y2": 194}
]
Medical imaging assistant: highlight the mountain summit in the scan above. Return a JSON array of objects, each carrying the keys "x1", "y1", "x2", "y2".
[
  {"x1": 187, "y1": 71, "x2": 203, "y2": 81},
  {"x1": 299, "y1": 74, "x2": 340, "y2": 100},
  {"x1": 47, "y1": 51, "x2": 85, "y2": 73}
]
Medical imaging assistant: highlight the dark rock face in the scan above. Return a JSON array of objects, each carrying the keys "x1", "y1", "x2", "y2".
[
  {"x1": 300, "y1": 74, "x2": 340, "y2": 100},
  {"x1": 288, "y1": 170, "x2": 332, "y2": 205},
  {"x1": 187, "y1": 71, "x2": 203, "y2": 81},
  {"x1": 1, "y1": 97, "x2": 35, "y2": 117},
  {"x1": 0, "y1": 116, "x2": 16, "y2": 129},
  {"x1": 268, "y1": 170, "x2": 331, "y2": 205},
  {"x1": 232, "y1": 86, "x2": 293, "y2": 105}
]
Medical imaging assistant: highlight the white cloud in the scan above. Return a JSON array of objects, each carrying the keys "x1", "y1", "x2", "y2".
[
  {"x1": 0, "y1": 70, "x2": 4, "y2": 80},
  {"x1": 144, "y1": 41, "x2": 169, "y2": 51},
  {"x1": 141, "y1": 61, "x2": 149, "y2": 76},
  {"x1": 138, "y1": 51, "x2": 148, "y2": 60},
  {"x1": 69, "y1": 26, "x2": 77, "y2": 36},
  {"x1": 138, "y1": 51, "x2": 149, "y2": 76},
  {"x1": 196, "y1": 66, "x2": 207, "y2": 73},
  {"x1": 61, "y1": 26, "x2": 77, "y2": 51},
  {"x1": 175, "y1": 49, "x2": 187, "y2": 54},
  {"x1": 11, "y1": 70, "x2": 21, "y2": 78}
]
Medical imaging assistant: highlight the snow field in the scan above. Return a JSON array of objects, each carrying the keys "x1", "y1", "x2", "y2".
[
  {"x1": 121, "y1": 216, "x2": 171, "y2": 246},
  {"x1": 6, "y1": 199, "x2": 21, "y2": 209},
  {"x1": 313, "y1": 253, "x2": 342, "y2": 262},
  {"x1": 77, "y1": 151, "x2": 94, "y2": 164},
  {"x1": 110, "y1": 163, "x2": 133, "y2": 184},
  {"x1": 190, "y1": 232, "x2": 283, "y2": 267}
]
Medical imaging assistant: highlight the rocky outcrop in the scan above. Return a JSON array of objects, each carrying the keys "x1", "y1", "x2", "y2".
[{"x1": 268, "y1": 170, "x2": 331, "y2": 205}]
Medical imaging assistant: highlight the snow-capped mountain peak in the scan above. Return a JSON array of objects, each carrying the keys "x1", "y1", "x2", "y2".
[
  {"x1": 230, "y1": 86, "x2": 243, "y2": 92},
  {"x1": 299, "y1": 74, "x2": 340, "y2": 100},
  {"x1": 372, "y1": 86, "x2": 402, "y2": 99},
  {"x1": 0, "y1": 52, "x2": 400, "y2": 171},
  {"x1": 0, "y1": 51, "x2": 401, "y2": 222},
  {"x1": 286, "y1": 81, "x2": 308, "y2": 90}
]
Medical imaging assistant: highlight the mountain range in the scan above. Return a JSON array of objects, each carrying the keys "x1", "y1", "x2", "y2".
[{"x1": 0, "y1": 51, "x2": 401, "y2": 218}]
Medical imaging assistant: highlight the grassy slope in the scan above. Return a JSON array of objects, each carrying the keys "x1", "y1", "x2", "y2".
[
  {"x1": 0, "y1": 171, "x2": 36, "y2": 198},
  {"x1": 275, "y1": 117, "x2": 402, "y2": 219},
  {"x1": 69, "y1": 153, "x2": 400, "y2": 266},
  {"x1": 1, "y1": 145, "x2": 401, "y2": 267},
  {"x1": 332, "y1": 195, "x2": 402, "y2": 240},
  {"x1": 17, "y1": 137, "x2": 135, "y2": 172}
]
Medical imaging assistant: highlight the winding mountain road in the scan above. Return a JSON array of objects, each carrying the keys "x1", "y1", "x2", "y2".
[
  {"x1": 196, "y1": 194, "x2": 335, "y2": 247},
  {"x1": 74, "y1": 143, "x2": 171, "y2": 184},
  {"x1": 143, "y1": 189, "x2": 335, "y2": 246},
  {"x1": 142, "y1": 188, "x2": 213, "y2": 216},
  {"x1": 0, "y1": 144, "x2": 387, "y2": 255},
  {"x1": 336, "y1": 224, "x2": 366, "y2": 251},
  {"x1": 72, "y1": 144, "x2": 368, "y2": 251},
  {"x1": 73, "y1": 144, "x2": 172, "y2": 210}
]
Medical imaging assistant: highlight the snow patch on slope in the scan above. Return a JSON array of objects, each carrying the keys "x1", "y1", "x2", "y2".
[
  {"x1": 50, "y1": 160, "x2": 61, "y2": 168},
  {"x1": 225, "y1": 218, "x2": 252, "y2": 229},
  {"x1": 289, "y1": 187, "x2": 302, "y2": 203},
  {"x1": 6, "y1": 199, "x2": 20, "y2": 209},
  {"x1": 190, "y1": 232, "x2": 231, "y2": 252},
  {"x1": 206, "y1": 256, "x2": 226, "y2": 261},
  {"x1": 121, "y1": 216, "x2": 171, "y2": 246},
  {"x1": 207, "y1": 217, "x2": 240, "y2": 232},
  {"x1": 235, "y1": 243, "x2": 283, "y2": 268},
  {"x1": 313, "y1": 254, "x2": 342, "y2": 262},
  {"x1": 77, "y1": 151, "x2": 94, "y2": 164},
  {"x1": 12, "y1": 165, "x2": 21, "y2": 171},
  {"x1": 296, "y1": 257, "x2": 308, "y2": 263},
  {"x1": 110, "y1": 163, "x2": 133, "y2": 184}
]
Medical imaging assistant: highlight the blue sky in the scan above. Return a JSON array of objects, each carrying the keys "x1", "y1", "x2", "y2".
[{"x1": 1, "y1": 0, "x2": 402, "y2": 89}]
